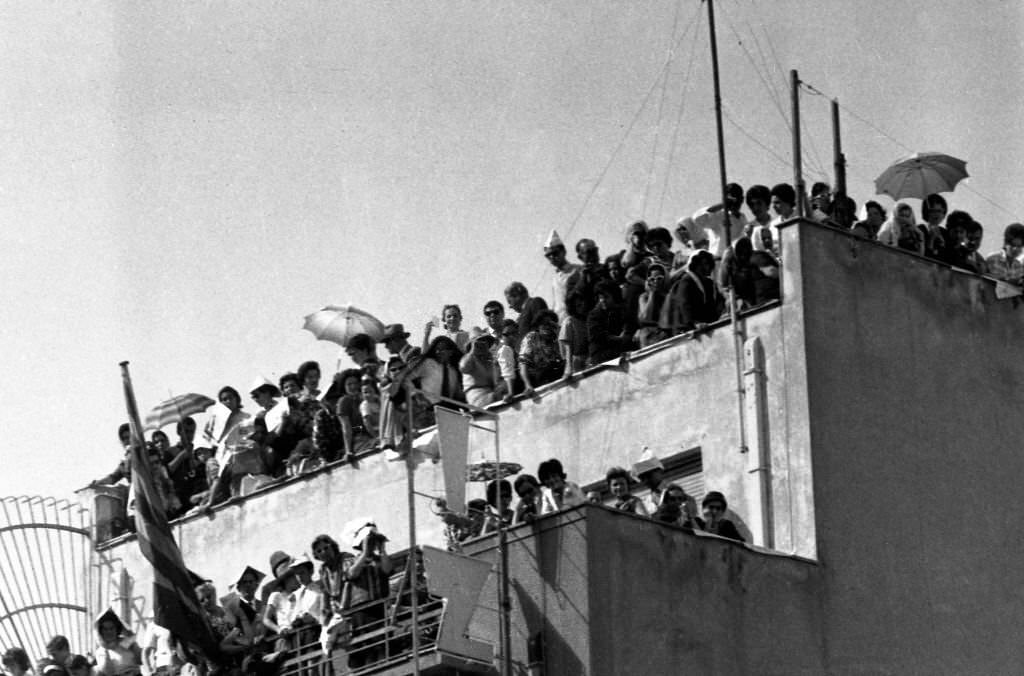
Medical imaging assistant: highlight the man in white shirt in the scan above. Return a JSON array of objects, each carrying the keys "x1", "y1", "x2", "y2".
[{"x1": 544, "y1": 230, "x2": 580, "y2": 320}]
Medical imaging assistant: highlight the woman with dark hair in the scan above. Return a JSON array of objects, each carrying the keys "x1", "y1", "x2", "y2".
[
  {"x1": 424, "y1": 335, "x2": 466, "y2": 405},
  {"x1": 519, "y1": 310, "x2": 565, "y2": 394},
  {"x1": 919, "y1": 193, "x2": 949, "y2": 261},
  {"x1": 296, "y1": 361, "x2": 322, "y2": 401},
  {"x1": 851, "y1": 201, "x2": 885, "y2": 240},
  {"x1": 481, "y1": 479, "x2": 514, "y2": 534},
  {"x1": 335, "y1": 368, "x2": 374, "y2": 460},
  {"x1": 559, "y1": 291, "x2": 590, "y2": 376},
  {"x1": 292, "y1": 360, "x2": 342, "y2": 463},
  {"x1": 635, "y1": 263, "x2": 669, "y2": 347},
  {"x1": 203, "y1": 386, "x2": 251, "y2": 455},
  {"x1": 605, "y1": 466, "x2": 647, "y2": 515},
  {"x1": 513, "y1": 475, "x2": 542, "y2": 524}
]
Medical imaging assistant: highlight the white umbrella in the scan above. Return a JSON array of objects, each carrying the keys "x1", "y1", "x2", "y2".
[{"x1": 302, "y1": 304, "x2": 386, "y2": 347}]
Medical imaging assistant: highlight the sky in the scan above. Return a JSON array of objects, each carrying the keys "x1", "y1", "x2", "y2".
[{"x1": 1, "y1": 0, "x2": 1021, "y2": 499}]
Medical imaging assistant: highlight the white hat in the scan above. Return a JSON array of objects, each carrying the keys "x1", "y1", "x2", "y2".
[
  {"x1": 544, "y1": 229, "x2": 564, "y2": 251},
  {"x1": 248, "y1": 376, "x2": 281, "y2": 397},
  {"x1": 631, "y1": 445, "x2": 664, "y2": 478}
]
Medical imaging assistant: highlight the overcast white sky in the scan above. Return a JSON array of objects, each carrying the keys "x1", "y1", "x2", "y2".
[{"x1": 1, "y1": 0, "x2": 1021, "y2": 499}]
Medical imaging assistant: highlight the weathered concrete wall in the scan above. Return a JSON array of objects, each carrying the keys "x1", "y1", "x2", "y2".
[
  {"x1": 786, "y1": 220, "x2": 1024, "y2": 674},
  {"x1": 465, "y1": 505, "x2": 825, "y2": 676},
  {"x1": 476, "y1": 301, "x2": 816, "y2": 557},
  {"x1": 465, "y1": 509, "x2": 594, "y2": 676}
]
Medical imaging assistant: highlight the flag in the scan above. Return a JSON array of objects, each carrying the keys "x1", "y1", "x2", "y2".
[
  {"x1": 120, "y1": 362, "x2": 219, "y2": 658},
  {"x1": 436, "y1": 407, "x2": 471, "y2": 511}
]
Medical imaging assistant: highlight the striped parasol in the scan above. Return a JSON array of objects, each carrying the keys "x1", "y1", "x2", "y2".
[
  {"x1": 145, "y1": 393, "x2": 216, "y2": 431},
  {"x1": 466, "y1": 461, "x2": 522, "y2": 482}
]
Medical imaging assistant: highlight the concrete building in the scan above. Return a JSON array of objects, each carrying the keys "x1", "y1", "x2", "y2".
[{"x1": 78, "y1": 219, "x2": 1024, "y2": 674}]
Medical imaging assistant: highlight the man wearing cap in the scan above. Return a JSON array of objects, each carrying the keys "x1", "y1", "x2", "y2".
[
  {"x1": 544, "y1": 230, "x2": 580, "y2": 321},
  {"x1": 381, "y1": 324, "x2": 420, "y2": 364}
]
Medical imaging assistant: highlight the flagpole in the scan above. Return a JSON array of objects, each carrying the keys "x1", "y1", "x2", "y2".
[
  {"x1": 405, "y1": 382, "x2": 421, "y2": 676},
  {"x1": 495, "y1": 415, "x2": 512, "y2": 676}
]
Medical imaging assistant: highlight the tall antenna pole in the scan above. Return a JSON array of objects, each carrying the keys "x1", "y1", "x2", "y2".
[
  {"x1": 791, "y1": 70, "x2": 806, "y2": 218},
  {"x1": 706, "y1": 0, "x2": 731, "y2": 245},
  {"x1": 831, "y1": 98, "x2": 846, "y2": 196}
]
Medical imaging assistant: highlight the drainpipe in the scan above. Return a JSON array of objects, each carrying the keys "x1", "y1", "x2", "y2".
[{"x1": 744, "y1": 337, "x2": 774, "y2": 548}]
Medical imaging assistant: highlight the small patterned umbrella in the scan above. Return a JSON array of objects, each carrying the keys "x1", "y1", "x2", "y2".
[
  {"x1": 874, "y1": 152, "x2": 968, "y2": 200},
  {"x1": 466, "y1": 461, "x2": 522, "y2": 482},
  {"x1": 145, "y1": 393, "x2": 216, "y2": 431},
  {"x1": 302, "y1": 304, "x2": 387, "y2": 347}
]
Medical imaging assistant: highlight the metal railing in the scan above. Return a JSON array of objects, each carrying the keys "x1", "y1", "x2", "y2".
[{"x1": 277, "y1": 595, "x2": 446, "y2": 676}]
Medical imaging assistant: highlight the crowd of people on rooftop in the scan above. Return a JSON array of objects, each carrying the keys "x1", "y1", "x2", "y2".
[
  {"x1": 87, "y1": 179, "x2": 1024, "y2": 529},
  {"x1": 0, "y1": 521, "x2": 398, "y2": 676},
  {"x1": 437, "y1": 453, "x2": 745, "y2": 551},
  {"x1": 26, "y1": 444, "x2": 746, "y2": 676}
]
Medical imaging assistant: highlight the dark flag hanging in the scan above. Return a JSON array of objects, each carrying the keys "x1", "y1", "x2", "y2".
[{"x1": 120, "y1": 362, "x2": 219, "y2": 658}]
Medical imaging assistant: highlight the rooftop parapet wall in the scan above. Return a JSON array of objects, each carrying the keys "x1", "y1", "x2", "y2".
[
  {"x1": 89, "y1": 451, "x2": 451, "y2": 626},
  {"x1": 464, "y1": 505, "x2": 825, "y2": 676},
  {"x1": 784, "y1": 219, "x2": 1024, "y2": 674},
  {"x1": 466, "y1": 300, "x2": 816, "y2": 557}
]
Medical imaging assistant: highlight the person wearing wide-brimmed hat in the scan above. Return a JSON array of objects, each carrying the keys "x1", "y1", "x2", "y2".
[
  {"x1": 631, "y1": 448, "x2": 667, "y2": 514},
  {"x1": 93, "y1": 609, "x2": 142, "y2": 676},
  {"x1": 696, "y1": 491, "x2": 745, "y2": 542},
  {"x1": 380, "y1": 324, "x2": 420, "y2": 364},
  {"x1": 260, "y1": 551, "x2": 304, "y2": 663}
]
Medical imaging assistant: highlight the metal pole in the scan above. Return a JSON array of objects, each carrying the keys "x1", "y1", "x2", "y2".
[
  {"x1": 831, "y1": 98, "x2": 845, "y2": 197},
  {"x1": 495, "y1": 417, "x2": 512, "y2": 676},
  {"x1": 706, "y1": 0, "x2": 731, "y2": 246},
  {"x1": 405, "y1": 387, "x2": 420, "y2": 676},
  {"x1": 791, "y1": 70, "x2": 806, "y2": 218},
  {"x1": 728, "y1": 288, "x2": 748, "y2": 455},
  {"x1": 707, "y1": 0, "x2": 747, "y2": 457}
]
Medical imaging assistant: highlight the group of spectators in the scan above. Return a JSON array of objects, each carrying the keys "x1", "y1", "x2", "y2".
[
  {"x1": 88, "y1": 180, "x2": 1023, "y2": 525},
  {"x1": 2, "y1": 522, "x2": 400, "y2": 676},
  {"x1": 2, "y1": 639, "x2": 93, "y2": 676},
  {"x1": 438, "y1": 453, "x2": 745, "y2": 551}
]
